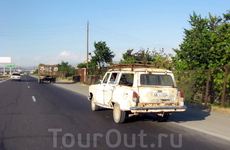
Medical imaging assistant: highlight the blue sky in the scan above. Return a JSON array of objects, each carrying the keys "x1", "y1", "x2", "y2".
[{"x1": 0, "y1": 0, "x2": 229, "y2": 68}]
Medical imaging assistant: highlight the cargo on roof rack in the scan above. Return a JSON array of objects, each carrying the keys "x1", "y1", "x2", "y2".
[{"x1": 108, "y1": 61, "x2": 175, "y2": 71}]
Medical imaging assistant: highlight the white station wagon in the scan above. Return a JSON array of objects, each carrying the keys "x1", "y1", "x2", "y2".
[
  {"x1": 88, "y1": 65, "x2": 187, "y2": 123},
  {"x1": 11, "y1": 73, "x2": 21, "y2": 81}
]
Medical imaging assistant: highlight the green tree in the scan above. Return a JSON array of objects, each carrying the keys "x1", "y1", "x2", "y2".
[
  {"x1": 58, "y1": 61, "x2": 76, "y2": 77},
  {"x1": 121, "y1": 49, "x2": 135, "y2": 62},
  {"x1": 173, "y1": 11, "x2": 230, "y2": 70},
  {"x1": 172, "y1": 11, "x2": 230, "y2": 104},
  {"x1": 58, "y1": 61, "x2": 70, "y2": 72},
  {"x1": 77, "y1": 63, "x2": 86, "y2": 68},
  {"x1": 121, "y1": 48, "x2": 172, "y2": 63},
  {"x1": 32, "y1": 69, "x2": 38, "y2": 75},
  {"x1": 92, "y1": 41, "x2": 115, "y2": 69}
]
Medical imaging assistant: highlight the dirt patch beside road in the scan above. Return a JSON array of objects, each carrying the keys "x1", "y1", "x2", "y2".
[
  {"x1": 185, "y1": 101, "x2": 230, "y2": 115},
  {"x1": 0, "y1": 76, "x2": 9, "y2": 81},
  {"x1": 211, "y1": 106, "x2": 230, "y2": 115}
]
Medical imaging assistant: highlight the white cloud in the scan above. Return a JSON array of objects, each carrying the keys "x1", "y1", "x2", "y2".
[
  {"x1": 17, "y1": 51, "x2": 85, "y2": 68},
  {"x1": 113, "y1": 52, "x2": 123, "y2": 61},
  {"x1": 60, "y1": 51, "x2": 73, "y2": 56},
  {"x1": 18, "y1": 51, "x2": 123, "y2": 68}
]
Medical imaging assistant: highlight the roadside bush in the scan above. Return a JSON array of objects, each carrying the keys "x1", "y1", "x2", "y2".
[{"x1": 67, "y1": 76, "x2": 73, "y2": 81}]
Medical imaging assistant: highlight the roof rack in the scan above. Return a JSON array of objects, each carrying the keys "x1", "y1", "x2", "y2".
[{"x1": 108, "y1": 61, "x2": 175, "y2": 71}]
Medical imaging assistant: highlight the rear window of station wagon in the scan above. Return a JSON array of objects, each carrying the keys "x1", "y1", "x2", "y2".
[
  {"x1": 140, "y1": 74, "x2": 174, "y2": 86},
  {"x1": 12, "y1": 73, "x2": 20, "y2": 76}
]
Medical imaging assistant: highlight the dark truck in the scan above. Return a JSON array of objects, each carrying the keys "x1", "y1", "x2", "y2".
[{"x1": 38, "y1": 64, "x2": 58, "y2": 83}]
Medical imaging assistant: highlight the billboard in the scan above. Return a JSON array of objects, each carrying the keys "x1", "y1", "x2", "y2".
[
  {"x1": 0, "y1": 57, "x2": 11, "y2": 63},
  {"x1": 6, "y1": 63, "x2": 16, "y2": 68}
]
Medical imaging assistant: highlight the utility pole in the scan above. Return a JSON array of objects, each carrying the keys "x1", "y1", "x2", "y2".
[
  {"x1": 86, "y1": 21, "x2": 89, "y2": 71},
  {"x1": 3, "y1": 64, "x2": 5, "y2": 75}
]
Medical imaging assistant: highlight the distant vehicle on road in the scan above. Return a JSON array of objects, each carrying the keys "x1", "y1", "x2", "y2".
[
  {"x1": 38, "y1": 64, "x2": 58, "y2": 83},
  {"x1": 11, "y1": 73, "x2": 21, "y2": 81}
]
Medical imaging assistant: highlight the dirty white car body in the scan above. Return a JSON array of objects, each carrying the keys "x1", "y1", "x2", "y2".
[{"x1": 88, "y1": 67, "x2": 187, "y2": 123}]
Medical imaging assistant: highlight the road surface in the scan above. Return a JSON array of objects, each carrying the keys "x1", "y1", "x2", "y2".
[{"x1": 0, "y1": 75, "x2": 229, "y2": 149}]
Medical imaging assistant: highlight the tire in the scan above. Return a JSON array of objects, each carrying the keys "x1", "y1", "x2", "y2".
[
  {"x1": 91, "y1": 97, "x2": 99, "y2": 111},
  {"x1": 38, "y1": 79, "x2": 42, "y2": 83},
  {"x1": 157, "y1": 113, "x2": 170, "y2": 122},
  {"x1": 38, "y1": 79, "x2": 43, "y2": 83},
  {"x1": 52, "y1": 78, "x2": 56, "y2": 83},
  {"x1": 113, "y1": 103, "x2": 126, "y2": 123}
]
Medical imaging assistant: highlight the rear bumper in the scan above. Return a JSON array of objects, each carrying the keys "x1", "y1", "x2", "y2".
[
  {"x1": 11, "y1": 77, "x2": 21, "y2": 80},
  {"x1": 39, "y1": 76, "x2": 54, "y2": 79},
  {"x1": 130, "y1": 105, "x2": 187, "y2": 113}
]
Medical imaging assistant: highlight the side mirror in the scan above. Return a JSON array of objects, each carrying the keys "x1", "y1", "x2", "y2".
[{"x1": 98, "y1": 79, "x2": 102, "y2": 83}]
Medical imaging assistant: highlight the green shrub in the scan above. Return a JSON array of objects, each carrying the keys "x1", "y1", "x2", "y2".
[{"x1": 67, "y1": 76, "x2": 73, "y2": 81}]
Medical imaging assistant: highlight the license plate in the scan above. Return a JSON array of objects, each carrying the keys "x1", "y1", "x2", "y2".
[{"x1": 152, "y1": 91, "x2": 169, "y2": 97}]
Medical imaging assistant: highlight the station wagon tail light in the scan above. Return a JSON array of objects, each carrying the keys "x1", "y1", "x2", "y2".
[
  {"x1": 179, "y1": 92, "x2": 185, "y2": 98},
  {"x1": 133, "y1": 92, "x2": 139, "y2": 103}
]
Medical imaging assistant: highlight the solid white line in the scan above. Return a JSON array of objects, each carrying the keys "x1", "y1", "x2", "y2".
[
  {"x1": 0, "y1": 78, "x2": 10, "y2": 83},
  {"x1": 32, "y1": 96, "x2": 36, "y2": 102},
  {"x1": 171, "y1": 122, "x2": 230, "y2": 142}
]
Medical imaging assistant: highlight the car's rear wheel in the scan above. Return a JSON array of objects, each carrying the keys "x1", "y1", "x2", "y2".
[
  {"x1": 91, "y1": 97, "x2": 99, "y2": 111},
  {"x1": 113, "y1": 103, "x2": 126, "y2": 123}
]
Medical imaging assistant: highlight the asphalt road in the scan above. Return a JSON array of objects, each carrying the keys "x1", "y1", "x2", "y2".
[{"x1": 0, "y1": 75, "x2": 229, "y2": 150}]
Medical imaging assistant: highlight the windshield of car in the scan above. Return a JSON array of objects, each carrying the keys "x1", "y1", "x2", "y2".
[
  {"x1": 140, "y1": 74, "x2": 174, "y2": 86},
  {"x1": 102, "y1": 73, "x2": 110, "y2": 83}
]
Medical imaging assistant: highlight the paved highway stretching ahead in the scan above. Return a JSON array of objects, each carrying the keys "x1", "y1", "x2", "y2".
[{"x1": 0, "y1": 75, "x2": 229, "y2": 150}]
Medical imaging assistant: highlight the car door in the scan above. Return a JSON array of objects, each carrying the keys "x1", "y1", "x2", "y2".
[
  {"x1": 95, "y1": 72, "x2": 111, "y2": 105},
  {"x1": 103, "y1": 72, "x2": 118, "y2": 106},
  {"x1": 112, "y1": 73, "x2": 135, "y2": 109}
]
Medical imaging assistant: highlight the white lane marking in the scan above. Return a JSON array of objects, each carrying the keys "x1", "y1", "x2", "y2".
[
  {"x1": 28, "y1": 86, "x2": 30, "y2": 88},
  {"x1": 32, "y1": 96, "x2": 36, "y2": 102},
  {"x1": 25, "y1": 76, "x2": 28, "y2": 83},
  {"x1": 0, "y1": 78, "x2": 10, "y2": 83},
  {"x1": 171, "y1": 122, "x2": 230, "y2": 142}
]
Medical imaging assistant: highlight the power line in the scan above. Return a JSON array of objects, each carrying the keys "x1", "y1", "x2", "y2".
[{"x1": 89, "y1": 23, "x2": 174, "y2": 49}]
